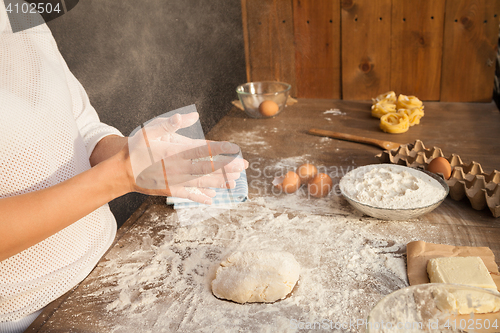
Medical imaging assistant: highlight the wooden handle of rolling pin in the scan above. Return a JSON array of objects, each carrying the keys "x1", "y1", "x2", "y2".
[{"x1": 307, "y1": 128, "x2": 402, "y2": 150}]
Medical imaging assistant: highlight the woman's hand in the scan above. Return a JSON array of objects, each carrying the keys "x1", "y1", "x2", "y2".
[
  {"x1": 0, "y1": 111, "x2": 246, "y2": 260},
  {"x1": 122, "y1": 112, "x2": 248, "y2": 204}
]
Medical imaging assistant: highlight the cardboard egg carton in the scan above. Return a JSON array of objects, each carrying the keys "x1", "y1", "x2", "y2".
[{"x1": 376, "y1": 140, "x2": 500, "y2": 218}]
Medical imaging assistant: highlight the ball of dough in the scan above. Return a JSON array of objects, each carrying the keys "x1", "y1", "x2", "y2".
[{"x1": 211, "y1": 251, "x2": 300, "y2": 304}]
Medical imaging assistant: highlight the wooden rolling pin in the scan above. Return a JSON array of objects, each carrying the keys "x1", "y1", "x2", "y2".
[{"x1": 307, "y1": 128, "x2": 403, "y2": 150}]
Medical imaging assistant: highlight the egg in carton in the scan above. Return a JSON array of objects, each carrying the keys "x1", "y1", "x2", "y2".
[{"x1": 376, "y1": 140, "x2": 500, "y2": 218}]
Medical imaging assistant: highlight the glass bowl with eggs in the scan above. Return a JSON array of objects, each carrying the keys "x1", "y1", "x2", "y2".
[
  {"x1": 339, "y1": 164, "x2": 449, "y2": 220},
  {"x1": 236, "y1": 81, "x2": 291, "y2": 118}
]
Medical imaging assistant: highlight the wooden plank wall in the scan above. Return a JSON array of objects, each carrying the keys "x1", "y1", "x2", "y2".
[
  {"x1": 441, "y1": 0, "x2": 500, "y2": 102},
  {"x1": 293, "y1": 0, "x2": 341, "y2": 98},
  {"x1": 390, "y1": 0, "x2": 446, "y2": 100},
  {"x1": 241, "y1": 0, "x2": 296, "y2": 96},
  {"x1": 341, "y1": 0, "x2": 392, "y2": 100},
  {"x1": 242, "y1": 0, "x2": 500, "y2": 102}
]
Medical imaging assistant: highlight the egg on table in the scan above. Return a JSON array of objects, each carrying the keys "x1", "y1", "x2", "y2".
[
  {"x1": 297, "y1": 163, "x2": 318, "y2": 185},
  {"x1": 259, "y1": 100, "x2": 279, "y2": 117},
  {"x1": 427, "y1": 157, "x2": 452, "y2": 179},
  {"x1": 307, "y1": 173, "x2": 333, "y2": 198},
  {"x1": 273, "y1": 171, "x2": 301, "y2": 194}
]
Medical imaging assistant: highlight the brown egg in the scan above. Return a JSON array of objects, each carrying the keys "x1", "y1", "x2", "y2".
[
  {"x1": 297, "y1": 163, "x2": 318, "y2": 184},
  {"x1": 307, "y1": 173, "x2": 333, "y2": 198},
  {"x1": 427, "y1": 157, "x2": 452, "y2": 179},
  {"x1": 259, "y1": 100, "x2": 279, "y2": 117},
  {"x1": 274, "y1": 171, "x2": 301, "y2": 194}
]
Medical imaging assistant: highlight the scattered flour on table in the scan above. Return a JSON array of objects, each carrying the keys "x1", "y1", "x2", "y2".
[
  {"x1": 340, "y1": 165, "x2": 446, "y2": 209},
  {"x1": 324, "y1": 108, "x2": 346, "y2": 116},
  {"x1": 271, "y1": 156, "x2": 313, "y2": 171},
  {"x1": 225, "y1": 128, "x2": 269, "y2": 149},
  {"x1": 74, "y1": 192, "x2": 441, "y2": 333},
  {"x1": 72, "y1": 162, "x2": 448, "y2": 332}
]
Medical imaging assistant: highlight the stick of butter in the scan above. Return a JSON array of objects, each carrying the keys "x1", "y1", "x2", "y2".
[{"x1": 427, "y1": 256, "x2": 500, "y2": 314}]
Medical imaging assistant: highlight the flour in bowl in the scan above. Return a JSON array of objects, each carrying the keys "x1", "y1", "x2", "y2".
[{"x1": 340, "y1": 164, "x2": 446, "y2": 209}]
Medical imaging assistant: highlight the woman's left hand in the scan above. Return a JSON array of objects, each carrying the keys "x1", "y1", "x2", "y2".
[{"x1": 124, "y1": 112, "x2": 248, "y2": 204}]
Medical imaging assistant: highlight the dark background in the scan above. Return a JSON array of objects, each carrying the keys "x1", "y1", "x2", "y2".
[{"x1": 46, "y1": 0, "x2": 247, "y2": 227}]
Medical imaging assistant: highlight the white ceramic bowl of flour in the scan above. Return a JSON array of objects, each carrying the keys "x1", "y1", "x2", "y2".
[{"x1": 339, "y1": 164, "x2": 449, "y2": 220}]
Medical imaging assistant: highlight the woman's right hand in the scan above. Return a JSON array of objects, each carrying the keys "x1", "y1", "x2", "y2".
[{"x1": 122, "y1": 112, "x2": 248, "y2": 204}]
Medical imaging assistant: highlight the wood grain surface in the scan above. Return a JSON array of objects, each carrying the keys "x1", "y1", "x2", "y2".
[
  {"x1": 341, "y1": 0, "x2": 392, "y2": 100},
  {"x1": 28, "y1": 100, "x2": 500, "y2": 332},
  {"x1": 243, "y1": 0, "x2": 500, "y2": 101},
  {"x1": 440, "y1": 0, "x2": 500, "y2": 102},
  {"x1": 390, "y1": 0, "x2": 446, "y2": 100},
  {"x1": 293, "y1": 0, "x2": 341, "y2": 98},
  {"x1": 241, "y1": 0, "x2": 296, "y2": 96}
]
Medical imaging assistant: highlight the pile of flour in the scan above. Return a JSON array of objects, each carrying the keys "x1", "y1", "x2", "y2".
[{"x1": 340, "y1": 165, "x2": 446, "y2": 209}]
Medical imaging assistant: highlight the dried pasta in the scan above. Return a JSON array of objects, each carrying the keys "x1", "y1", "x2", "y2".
[
  {"x1": 396, "y1": 94, "x2": 422, "y2": 110},
  {"x1": 371, "y1": 100, "x2": 397, "y2": 118},
  {"x1": 380, "y1": 113, "x2": 410, "y2": 134},
  {"x1": 373, "y1": 91, "x2": 397, "y2": 104},
  {"x1": 398, "y1": 107, "x2": 424, "y2": 126},
  {"x1": 371, "y1": 91, "x2": 425, "y2": 134}
]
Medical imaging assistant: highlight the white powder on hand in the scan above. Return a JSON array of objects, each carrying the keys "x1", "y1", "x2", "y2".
[
  {"x1": 185, "y1": 187, "x2": 206, "y2": 196},
  {"x1": 341, "y1": 165, "x2": 446, "y2": 209}
]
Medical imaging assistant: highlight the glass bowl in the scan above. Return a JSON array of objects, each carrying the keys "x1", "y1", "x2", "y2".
[
  {"x1": 339, "y1": 164, "x2": 449, "y2": 220},
  {"x1": 236, "y1": 81, "x2": 291, "y2": 119},
  {"x1": 367, "y1": 283, "x2": 500, "y2": 332}
]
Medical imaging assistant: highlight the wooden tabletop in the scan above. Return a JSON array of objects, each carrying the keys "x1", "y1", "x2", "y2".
[{"x1": 28, "y1": 99, "x2": 500, "y2": 332}]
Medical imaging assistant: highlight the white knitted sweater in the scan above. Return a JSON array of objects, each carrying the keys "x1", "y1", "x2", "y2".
[{"x1": 0, "y1": 0, "x2": 121, "y2": 321}]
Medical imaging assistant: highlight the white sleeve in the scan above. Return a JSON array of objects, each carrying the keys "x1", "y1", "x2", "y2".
[
  {"x1": 0, "y1": 0, "x2": 123, "y2": 159},
  {"x1": 61, "y1": 61, "x2": 124, "y2": 158}
]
